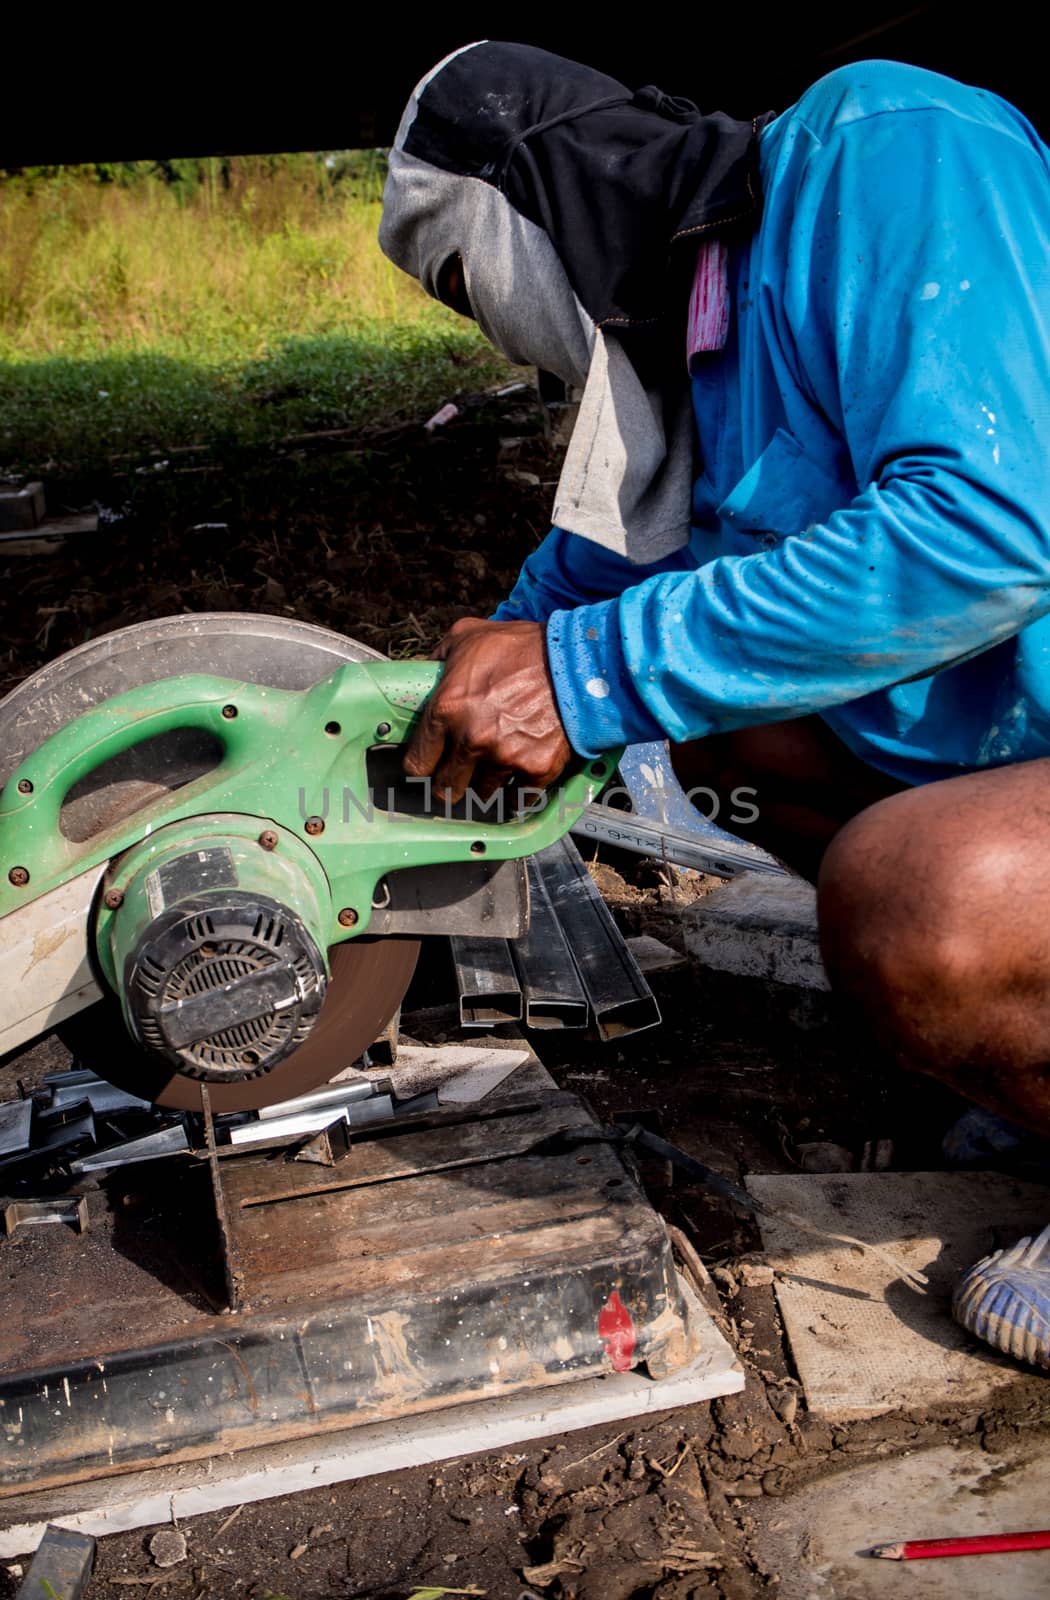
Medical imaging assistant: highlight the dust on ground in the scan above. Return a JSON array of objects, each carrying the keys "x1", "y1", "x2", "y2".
[{"x1": 1, "y1": 393, "x2": 1048, "y2": 1600}]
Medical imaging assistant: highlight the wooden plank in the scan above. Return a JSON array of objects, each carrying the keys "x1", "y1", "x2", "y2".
[
  {"x1": 225, "y1": 1092, "x2": 631, "y2": 1304},
  {"x1": 0, "y1": 513, "x2": 99, "y2": 554}
]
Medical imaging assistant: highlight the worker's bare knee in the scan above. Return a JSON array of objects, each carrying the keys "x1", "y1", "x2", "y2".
[{"x1": 817, "y1": 793, "x2": 1001, "y2": 1022}]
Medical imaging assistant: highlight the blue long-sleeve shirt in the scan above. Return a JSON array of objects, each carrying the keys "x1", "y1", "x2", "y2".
[{"x1": 493, "y1": 61, "x2": 1050, "y2": 785}]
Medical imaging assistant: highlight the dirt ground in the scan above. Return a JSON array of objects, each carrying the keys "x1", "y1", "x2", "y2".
[{"x1": 2, "y1": 394, "x2": 1049, "y2": 1599}]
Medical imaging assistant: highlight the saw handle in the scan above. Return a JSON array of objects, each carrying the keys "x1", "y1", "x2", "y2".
[
  {"x1": 1, "y1": 658, "x2": 579, "y2": 805},
  {"x1": 0, "y1": 662, "x2": 619, "y2": 887},
  {"x1": 1, "y1": 664, "x2": 442, "y2": 838}
]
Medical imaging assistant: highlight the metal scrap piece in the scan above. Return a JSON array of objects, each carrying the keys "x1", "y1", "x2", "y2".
[
  {"x1": 229, "y1": 1093, "x2": 395, "y2": 1147},
  {"x1": 0, "y1": 1098, "x2": 33, "y2": 1158},
  {"x1": 71, "y1": 1122, "x2": 189, "y2": 1172},
  {"x1": 291, "y1": 1118, "x2": 353, "y2": 1166},
  {"x1": 16, "y1": 1524, "x2": 96, "y2": 1598},
  {"x1": 2, "y1": 1195, "x2": 89, "y2": 1237},
  {"x1": 0, "y1": 1108, "x2": 96, "y2": 1176},
  {"x1": 48, "y1": 1071, "x2": 153, "y2": 1117},
  {"x1": 255, "y1": 1077, "x2": 391, "y2": 1122}
]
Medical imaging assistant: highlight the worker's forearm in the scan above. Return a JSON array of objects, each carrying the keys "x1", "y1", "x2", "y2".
[{"x1": 547, "y1": 474, "x2": 1050, "y2": 758}]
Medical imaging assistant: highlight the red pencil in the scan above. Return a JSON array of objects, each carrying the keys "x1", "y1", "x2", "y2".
[{"x1": 870, "y1": 1530, "x2": 1050, "y2": 1560}]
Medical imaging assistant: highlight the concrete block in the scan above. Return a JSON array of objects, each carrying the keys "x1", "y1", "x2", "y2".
[
  {"x1": 0, "y1": 481, "x2": 45, "y2": 532},
  {"x1": 682, "y1": 870, "x2": 829, "y2": 990}
]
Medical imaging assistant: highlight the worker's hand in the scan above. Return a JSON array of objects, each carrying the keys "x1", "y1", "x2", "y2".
[{"x1": 405, "y1": 618, "x2": 572, "y2": 804}]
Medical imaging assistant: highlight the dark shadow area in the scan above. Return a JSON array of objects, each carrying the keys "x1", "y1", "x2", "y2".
[
  {"x1": 0, "y1": 395, "x2": 554, "y2": 699},
  {"x1": 6, "y1": 5, "x2": 1046, "y2": 162}
]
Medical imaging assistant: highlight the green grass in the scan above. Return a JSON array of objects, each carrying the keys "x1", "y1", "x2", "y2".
[{"x1": 0, "y1": 157, "x2": 511, "y2": 474}]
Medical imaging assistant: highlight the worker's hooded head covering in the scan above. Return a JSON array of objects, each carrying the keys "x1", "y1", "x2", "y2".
[{"x1": 380, "y1": 40, "x2": 771, "y2": 561}]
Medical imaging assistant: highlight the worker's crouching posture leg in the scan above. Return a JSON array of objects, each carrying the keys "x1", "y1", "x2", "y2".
[
  {"x1": 818, "y1": 759, "x2": 1050, "y2": 1141},
  {"x1": 672, "y1": 724, "x2": 1050, "y2": 1135},
  {"x1": 821, "y1": 760, "x2": 1050, "y2": 1368},
  {"x1": 673, "y1": 727, "x2": 1050, "y2": 1367}
]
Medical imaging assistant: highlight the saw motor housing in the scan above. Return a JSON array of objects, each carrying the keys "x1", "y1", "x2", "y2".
[{"x1": 106, "y1": 826, "x2": 332, "y2": 1082}]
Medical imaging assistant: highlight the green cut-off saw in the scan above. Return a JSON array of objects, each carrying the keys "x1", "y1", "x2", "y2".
[{"x1": 0, "y1": 614, "x2": 614, "y2": 1112}]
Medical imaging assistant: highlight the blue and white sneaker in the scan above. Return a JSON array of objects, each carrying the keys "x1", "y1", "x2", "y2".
[{"x1": 953, "y1": 1225, "x2": 1050, "y2": 1370}]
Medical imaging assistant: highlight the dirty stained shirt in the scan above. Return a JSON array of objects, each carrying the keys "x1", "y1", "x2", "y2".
[{"x1": 493, "y1": 61, "x2": 1050, "y2": 784}]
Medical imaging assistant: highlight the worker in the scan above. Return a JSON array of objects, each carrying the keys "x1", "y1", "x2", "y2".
[{"x1": 379, "y1": 41, "x2": 1050, "y2": 1369}]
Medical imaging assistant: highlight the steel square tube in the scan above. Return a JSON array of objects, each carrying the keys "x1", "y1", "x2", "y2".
[
  {"x1": 449, "y1": 935, "x2": 523, "y2": 1026},
  {"x1": 535, "y1": 838, "x2": 661, "y2": 1041},
  {"x1": 510, "y1": 857, "x2": 588, "y2": 1029}
]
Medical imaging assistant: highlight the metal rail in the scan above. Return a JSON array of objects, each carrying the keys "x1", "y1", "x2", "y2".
[{"x1": 573, "y1": 803, "x2": 788, "y2": 879}]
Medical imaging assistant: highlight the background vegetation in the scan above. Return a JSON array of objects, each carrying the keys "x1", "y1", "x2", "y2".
[{"x1": 0, "y1": 154, "x2": 511, "y2": 475}]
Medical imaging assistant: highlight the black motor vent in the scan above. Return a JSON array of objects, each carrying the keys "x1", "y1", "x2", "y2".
[{"x1": 125, "y1": 893, "x2": 327, "y2": 1081}]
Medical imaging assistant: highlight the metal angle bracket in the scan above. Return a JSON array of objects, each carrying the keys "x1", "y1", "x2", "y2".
[{"x1": 2, "y1": 1195, "x2": 90, "y2": 1237}]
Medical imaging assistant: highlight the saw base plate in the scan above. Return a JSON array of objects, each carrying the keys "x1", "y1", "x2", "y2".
[{"x1": 0, "y1": 1054, "x2": 705, "y2": 1496}]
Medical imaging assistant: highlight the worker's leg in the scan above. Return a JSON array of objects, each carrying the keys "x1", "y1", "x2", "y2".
[
  {"x1": 673, "y1": 722, "x2": 1050, "y2": 1135},
  {"x1": 820, "y1": 758, "x2": 1050, "y2": 1370},
  {"x1": 674, "y1": 724, "x2": 1050, "y2": 1364},
  {"x1": 669, "y1": 715, "x2": 907, "y2": 881},
  {"x1": 818, "y1": 758, "x2": 1050, "y2": 1139}
]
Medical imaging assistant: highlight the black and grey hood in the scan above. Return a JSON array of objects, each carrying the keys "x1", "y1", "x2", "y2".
[{"x1": 380, "y1": 40, "x2": 770, "y2": 561}]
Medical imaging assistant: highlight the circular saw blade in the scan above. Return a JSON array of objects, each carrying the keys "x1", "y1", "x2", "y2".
[
  {"x1": 60, "y1": 935, "x2": 419, "y2": 1112},
  {"x1": 4, "y1": 613, "x2": 418, "y2": 1111},
  {"x1": 0, "y1": 611, "x2": 386, "y2": 785}
]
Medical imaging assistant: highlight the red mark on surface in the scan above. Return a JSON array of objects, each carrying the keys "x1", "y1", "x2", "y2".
[{"x1": 598, "y1": 1290, "x2": 636, "y2": 1372}]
